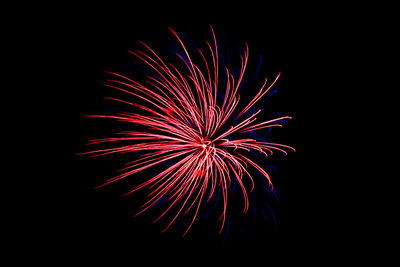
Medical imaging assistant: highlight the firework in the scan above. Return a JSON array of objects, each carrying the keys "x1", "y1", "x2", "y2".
[{"x1": 79, "y1": 26, "x2": 295, "y2": 236}]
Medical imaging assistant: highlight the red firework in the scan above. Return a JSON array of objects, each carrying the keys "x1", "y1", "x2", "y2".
[{"x1": 79, "y1": 26, "x2": 295, "y2": 236}]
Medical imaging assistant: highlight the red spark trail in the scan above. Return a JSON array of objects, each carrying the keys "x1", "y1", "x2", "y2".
[{"x1": 79, "y1": 26, "x2": 295, "y2": 236}]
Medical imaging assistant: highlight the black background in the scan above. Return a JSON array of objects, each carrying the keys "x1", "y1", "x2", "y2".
[{"x1": 55, "y1": 11, "x2": 348, "y2": 264}]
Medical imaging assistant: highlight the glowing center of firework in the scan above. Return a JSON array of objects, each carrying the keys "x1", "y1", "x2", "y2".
[{"x1": 198, "y1": 137, "x2": 214, "y2": 150}]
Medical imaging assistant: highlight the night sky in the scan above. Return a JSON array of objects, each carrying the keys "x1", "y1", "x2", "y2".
[{"x1": 57, "y1": 12, "x2": 346, "y2": 263}]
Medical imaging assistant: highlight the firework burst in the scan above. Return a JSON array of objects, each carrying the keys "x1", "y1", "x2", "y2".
[{"x1": 79, "y1": 26, "x2": 295, "y2": 236}]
